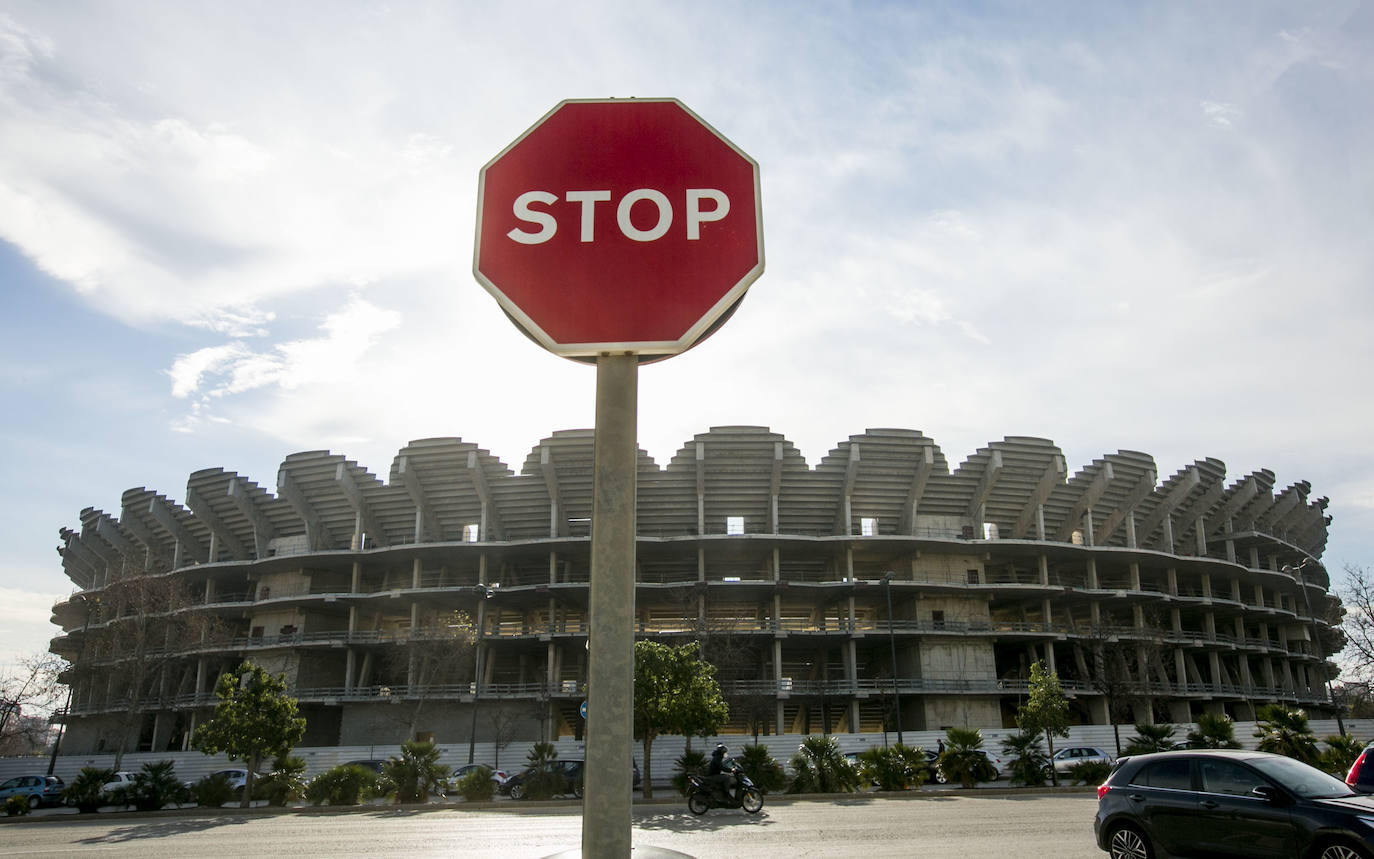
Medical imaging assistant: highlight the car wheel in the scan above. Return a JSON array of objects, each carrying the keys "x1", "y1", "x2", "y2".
[
  {"x1": 509, "y1": 783, "x2": 525, "y2": 800},
  {"x1": 28, "y1": 794, "x2": 41, "y2": 809},
  {"x1": 1313, "y1": 840, "x2": 1372, "y2": 859},
  {"x1": 573, "y1": 781, "x2": 584, "y2": 799},
  {"x1": 687, "y1": 792, "x2": 711, "y2": 815},
  {"x1": 1107, "y1": 824, "x2": 1153, "y2": 859},
  {"x1": 740, "y1": 788, "x2": 763, "y2": 814},
  {"x1": 934, "y1": 768, "x2": 948, "y2": 784}
]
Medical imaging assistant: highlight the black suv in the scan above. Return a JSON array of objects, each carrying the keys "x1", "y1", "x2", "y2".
[{"x1": 1095, "y1": 749, "x2": 1374, "y2": 859}]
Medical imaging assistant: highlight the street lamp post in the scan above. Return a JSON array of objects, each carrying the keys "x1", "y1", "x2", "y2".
[
  {"x1": 1284, "y1": 558, "x2": 1346, "y2": 735},
  {"x1": 468, "y1": 585, "x2": 496, "y2": 765},
  {"x1": 882, "y1": 573, "x2": 904, "y2": 745}
]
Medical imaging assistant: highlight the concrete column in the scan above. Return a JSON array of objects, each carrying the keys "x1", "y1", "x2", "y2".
[
  {"x1": 1201, "y1": 574, "x2": 1212, "y2": 600},
  {"x1": 1087, "y1": 558, "x2": 1099, "y2": 589},
  {"x1": 583, "y1": 354, "x2": 637, "y2": 859},
  {"x1": 1174, "y1": 649, "x2": 1187, "y2": 690},
  {"x1": 1167, "y1": 568, "x2": 1178, "y2": 596},
  {"x1": 345, "y1": 648, "x2": 356, "y2": 692},
  {"x1": 1038, "y1": 555, "x2": 1049, "y2": 586},
  {"x1": 351, "y1": 562, "x2": 361, "y2": 593},
  {"x1": 1163, "y1": 516, "x2": 1174, "y2": 553}
]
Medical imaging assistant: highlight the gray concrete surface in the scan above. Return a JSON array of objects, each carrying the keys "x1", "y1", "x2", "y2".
[{"x1": 0, "y1": 793, "x2": 1104, "y2": 858}]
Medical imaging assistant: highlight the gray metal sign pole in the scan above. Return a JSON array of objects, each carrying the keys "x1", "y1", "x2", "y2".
[{"x1": 582, "y1": 353, "x2": 638, "y2": 858}]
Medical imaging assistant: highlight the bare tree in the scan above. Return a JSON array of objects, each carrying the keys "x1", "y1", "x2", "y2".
[
  {"x1": 485, "y1": 698, "x2": 521, "y2": 771},
  {"x1": 1338, "y1": 564, "x2": 1374, "y2": 683},
  {"x1": 83, "y1": 573, "x2": 230, "y2": 766},
  {"x1": 381, "y1": 608, "x2": 476, "y2": 739},
  {"x1": 0, "y1": 653, "x2": 67, "y2": 755}
]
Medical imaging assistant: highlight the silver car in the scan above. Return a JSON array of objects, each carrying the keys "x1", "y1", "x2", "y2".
[{"x1": 1051, "y1": 745, "x2": 1113, "y2": 774}]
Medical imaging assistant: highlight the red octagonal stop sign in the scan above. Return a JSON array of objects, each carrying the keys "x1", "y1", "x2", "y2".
[{"x1": 474, "y1": 98, "x2": 764, "y2": 359}]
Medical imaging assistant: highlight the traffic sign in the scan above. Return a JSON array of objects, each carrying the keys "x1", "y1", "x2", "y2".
[
  {"x1": 473, "y1": 98, "x2": 764, "y2": 358},
  {"x1": 580, "y1": 700, "x2": 588, "y2": 720}
]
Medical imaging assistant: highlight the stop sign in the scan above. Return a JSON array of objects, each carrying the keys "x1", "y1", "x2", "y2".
[{"x1": 473, "y1": 98, "x2": 764, "y2": 359}]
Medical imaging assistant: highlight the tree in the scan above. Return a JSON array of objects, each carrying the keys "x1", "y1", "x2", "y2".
[
  {"x1": 83, "y1": 573, "x2": 230, "y2": 765},
  {"x1": 938, "y1": 727, "x2": 998, "y2": 788},
  {"x1": 1123, "y1": 722, "x2": 1176, "y2": 755},
  {"x1": 1339, "y1": 563, "x2": 1374, "y2": 682},
  {"x1": 191, "y1": 661, "x2": 307, "y2": 808},
  {"x1": 633, "y1": 640, "x2": 728, "y2": 798},
  {"x1": 379, "y1": 740, "x2": 448, "y2": 804},
  {"x1": 0, "y1": 653, "x2": 66, "y2": 756},
  {"x1": 1017, "y1": 661, "x2": 1071, "y2": 786},
  {"x1": 787, "y1": 735, "x2": 859, "y2": 793},
  {"x1": 1000, "y1": 729, "x2": 1050, "y2": 787},
  {"x1": 1254, "y1": 704, "x2": 1320, "y2": 766},
  {"x1": 382, "y1": 608, "x2": 476, "y2": 739},
  {"x1": 1255, "y1": 705, "x2": 1323, "y2": 763},
  {"x1": 1320, "y1": 733, "x2": 1365, "y2": 777},
  {"x1": 1187, "y1": 712, "x2": 1241, "y2": 749}
]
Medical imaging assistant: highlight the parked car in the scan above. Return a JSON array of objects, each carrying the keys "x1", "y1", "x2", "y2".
[
  {"x1": 341, "y1": 759, "x2": 388, "y2": 774},
  {"x1": 1051, "y1": 745, "x2": 1113, "y2": 774},
  {"x1": 0, "y1": 774, "x2": 65, "y2": 809},
  {"x1": 921, "y1": 750, "x2": 949, "y2": 784},
  {"x1": 500, "y1": 760, "x2": 642, "y2": 799},
  {"x1": 1096, "y1": 749, "x2": 1374, "y2": 859},
  {"x1": 1346, "y1": 743, "x2": 1374, "y2": 794},
  {"x1": 100, "y1": 771, "x2": 136, "y2": 797},
  {"x1": 182, "y1": 768, "x2": 258, "y2": 796},
  {"x1": 452, "y1": 763, "x2": 510, "y2": 786}
]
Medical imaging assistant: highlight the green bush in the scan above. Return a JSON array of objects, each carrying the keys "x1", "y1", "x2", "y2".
[
  {"x1": 1001, "y1": 729, "x2": 1050, "y2": 787},
  {"x1": 518, "y1": 742, "x2": 566, "y2": 800},
  {"x1": 787, "y1": 735, "x2": 860, "y2": 794},
  {"x1": 379, "y1": 740, "x2": 449, "y2": 804},
  {"x1": 255, "y1": 755, "x2": 307, "y2": 806},
  {"x1": 857, "y1": 743, "x2": 929, "y2": 791},
  {"x1": 938, "y1": 727, "x2": 997, "y2": 788},
  {"x1": 1320, "y1": 734, "x2": 1365, "y2": 777},
  {"x1": 305, "y1": 764, "x2": 379, "y2": 806},
  {"x1": 1123, "y1": 723, "x2": 1177, "y2": 755},
  {"x1": 453, "y1": 765, "x2": 495, "y2": 802},
  {"x1": 672, "y1": 750, "x2": 708, "y2": 797},
  {"x1": 110, "y1": 760, "x2": 182, "y2": 811},
  {"x1": 738, "y1": 744, "x2": 787, "y2": 794},
  {"x1": 1067, "y1": 759, "x2": 1113, "y2": 786},
  {"x1": 64, "y1": 767, "x2": 115, "y2": 813},
  {"x1": 192, "y1": 772, "x2": 236, "y2": 808},
  {"x1": 4, "y1": 794, "x2": 30, "y2": 816}
]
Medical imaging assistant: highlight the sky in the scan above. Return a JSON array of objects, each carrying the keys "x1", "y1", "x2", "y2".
[{"x1": 1, "y1": 0, "x2": 1372, "y2": 676}]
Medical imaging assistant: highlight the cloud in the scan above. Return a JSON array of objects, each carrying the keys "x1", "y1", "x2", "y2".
[{"x1": 168, "y1": 295, "x2": 402, "y2": 428}]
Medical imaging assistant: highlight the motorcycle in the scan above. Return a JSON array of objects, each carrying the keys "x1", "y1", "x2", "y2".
[{"x1": 686, "y1": 766, "x2": 764, "y2": 815}]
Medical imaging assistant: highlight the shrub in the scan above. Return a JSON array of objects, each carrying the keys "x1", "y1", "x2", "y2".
[
  {"x1": 255, "y1": 755, "x2": 308, "y2": 806},
  {"x1": 1320, "y1": 734, "x2": 1365, "y2": 777},
  {"x1": 738, "y1": 744, "x2": 787, "y2": 794},
  {"x1": 1066, "y1": 759, "x2": 1112, "y2": 786},
  {"x1": 1188, "y1": 712, "x2": 1241, "y2": 749},
  {"x1": 518, "y1": 741, "x2": 566, "y2": 800},
  {"x1": 453, "y1": 765, "x2": 495, "y2": 802},
  {"x1": 1000, "y1": 729, "x2": 1050, "y2": 787},
  {"x1": 939, "y1": 727, "x2": 997, "y2": 789},
  {"x1": 64, "y1": 767, "x2": 115, "y2": 813},
  {"x1": 1255, "y1": 705, "x2": 1320, "y2": 766},
  {"x1": 4, "y1": 795, "x2": 30, "y2": 816},
  {"x1": 305, "y1": 764, "x2": 379, "y2": 806},
  {"x1": 787, "y1": 735, "x2": 859, "y2": 794},
  {"x1": 192, "y1": 772, "x2": 236, "y2": 808},
  {"x1": 857, "y1": 743, "x2": 929, "y2": 791},
  {"x1": 112, "y1": 760, "x2": 181, "y2": 811},
  {"x1": 378, "y1": 741, "x2": 449, "y2": 804},
  {"x1": 1123, "y1": 723, "x2": 1177, "y2": 756},
  {"x1": 672, "y1": 749, "x2": 708, "y2": 797}
]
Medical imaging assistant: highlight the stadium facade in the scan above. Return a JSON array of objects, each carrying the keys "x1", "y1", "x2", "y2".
[{"x1": 48, "y1": 427, "x2": 1340, "y2": 754}]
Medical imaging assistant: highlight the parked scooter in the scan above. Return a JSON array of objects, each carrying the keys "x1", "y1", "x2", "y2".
[{"x1": 686, "y1": 766, "x2": 764, "y2": 814}]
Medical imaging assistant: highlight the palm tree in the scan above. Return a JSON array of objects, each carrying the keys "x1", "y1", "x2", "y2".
[
  {"x1": 1187, "y1": 712, "x2": 1241, "y2": 749},
  {"x1": 1123, "y1": 722, "x2": 1177, "y2": 755},
  {"x1": 1319, "y1": 734, "x2": 1365, "y2": 777},
  {"x1": 1254, "y1": 705, "x2": 1320, "y2": 765},
  {"x1": 939, "y1": 727, "x2": 998, "y2": 788},
  {"x1": 787, "y1": 735, "x2": 859, "y2": 794},
  {"x1": 1000, "y1": 729, "x2": 1050, "y2": 786}
]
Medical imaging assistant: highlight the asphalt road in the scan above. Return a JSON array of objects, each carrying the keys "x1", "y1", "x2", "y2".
[{"x1": 0, "y1": 794, "x2": 1104, "y2": 858}]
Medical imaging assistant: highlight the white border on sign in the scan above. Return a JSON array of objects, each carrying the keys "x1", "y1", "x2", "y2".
[{"x1": 472, "y1": 97, "x2": 765, "y2": 358}]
